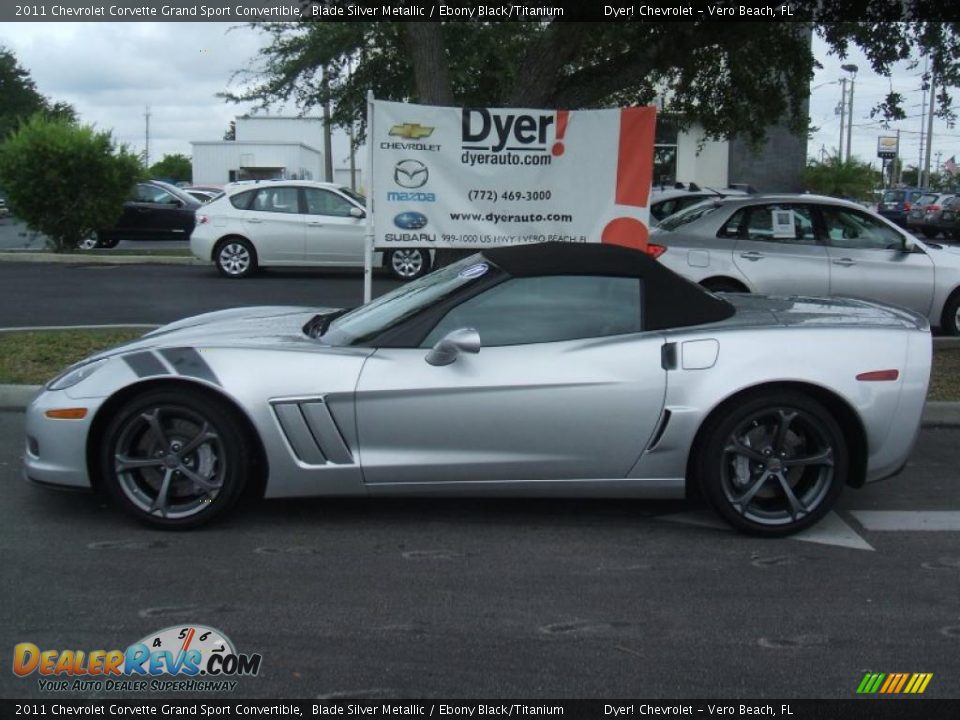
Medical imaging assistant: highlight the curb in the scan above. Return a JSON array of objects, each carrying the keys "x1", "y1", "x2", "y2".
[
  {"x1": 0, "y1": 252, "x2": 200, "y2": 265},
  {"x1": 2, "y1": 383, "x2": 959, "y2": 427}
]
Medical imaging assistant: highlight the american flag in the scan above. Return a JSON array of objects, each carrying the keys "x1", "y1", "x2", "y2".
[{"x1": 945, "y1": 155, "x2": 958, "y2": 177}]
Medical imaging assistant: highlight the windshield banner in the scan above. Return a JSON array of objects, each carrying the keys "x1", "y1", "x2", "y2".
[{"x1": 370, "y1": 99, "x2": 656, "y2": 251}]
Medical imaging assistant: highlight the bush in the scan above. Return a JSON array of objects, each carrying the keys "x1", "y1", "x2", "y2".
[
  {"x1": 0, "y1": 115, "x2": 142, "y2": 251},
  {"x1": 803, "y1": 157, "x2": 880, "y2": 201}
]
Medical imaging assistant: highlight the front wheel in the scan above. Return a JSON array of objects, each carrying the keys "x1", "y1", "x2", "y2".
[
  {"x1": 99, "y1": 389, "x2": 252, "y2": 529},
  {"x1": 942, "y1": 292, "x2": 960, "y2": 336},
  {"x1": 215, "y1": 238, "x2": 258, "y2": 278},
  {"x1": 77, "y1": 233, "x2": 101, "y2": 250},
  {"x1": 387, "y1": 249, "x2": 430, "y2": 281},
  {"x1": 697, "y1": 391, "x2": 847, "y2": 536},
  {"x1": 922, "y1": 228, "x2": 938, "y2": 239}
]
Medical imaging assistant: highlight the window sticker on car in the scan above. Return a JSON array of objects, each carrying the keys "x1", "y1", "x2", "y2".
[
  {"x1": 772, "y1": 209, "x2": 796, "y2": 238},
  {"x1": 458, "y1": 263, "x2": 489, "y2": 279}
]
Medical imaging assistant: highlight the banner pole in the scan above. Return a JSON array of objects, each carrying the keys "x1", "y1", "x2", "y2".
[{"x1": 363, "y1": 89, "x2": 375, "y2": 304}]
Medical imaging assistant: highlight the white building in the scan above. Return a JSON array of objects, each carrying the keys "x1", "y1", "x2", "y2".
[{"x1": 191, "y1": 115, "x2": 364, "y2": 189}]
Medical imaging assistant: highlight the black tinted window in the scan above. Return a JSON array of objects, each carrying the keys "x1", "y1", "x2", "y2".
[
  {"x1": 250, "y1": 187, "x2": 299, "y2": 214},
  {"x1": 742, "y1": 205, "x2": 817, "y2": 244},
  {"x1": 422, "y1": 276, "x2": 642, "y2": 347},
  {"x1": 822, "y1": 207, "x2": 903, "y2": 250}
]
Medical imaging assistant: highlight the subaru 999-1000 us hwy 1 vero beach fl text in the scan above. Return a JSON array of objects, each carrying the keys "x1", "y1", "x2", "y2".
[{"x1": 24, "y1": 244, "x2": 931, "y2": 536}]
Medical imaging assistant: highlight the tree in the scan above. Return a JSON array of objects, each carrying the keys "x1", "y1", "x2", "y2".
[
  {"x1": 224, "y1": 10, "x2": 960, "y2": 145},
  {"x1": 804, "y1": 156, "x2": 880, "y2": 200},
  {"x1": 149, "y1": 153, "x2": 192, "y2": 183},
  {"x1": 0, "y1": 115, "x2": 142, "y2": 252},
  {"x1": 223, "y1": 120, "x2": 236, "y2": 141},
  {"x1": 0, "y1": 46, "x2": 76, "y2": 141}
]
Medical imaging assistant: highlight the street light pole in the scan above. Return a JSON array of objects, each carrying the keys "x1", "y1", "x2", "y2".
[
  {"x1": 841, "y1": 64, "x2": 858, "y2": 162},
  {"x1": 838, "y1": 77, "x2": 847, "y2": 160}
]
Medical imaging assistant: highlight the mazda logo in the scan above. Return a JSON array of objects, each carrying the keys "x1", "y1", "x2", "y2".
[{"x1": 394, "y1": 160, "x2": 429, "y2": 189}]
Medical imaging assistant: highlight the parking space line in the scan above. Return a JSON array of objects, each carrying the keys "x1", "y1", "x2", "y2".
[{"x1": 850, "y1": 510, "x2": 960, "y2": 531}]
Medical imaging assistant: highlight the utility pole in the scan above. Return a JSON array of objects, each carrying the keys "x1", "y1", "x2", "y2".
[
  {"x1": 896, "y1": 129, "x2": 902, "y2": 184},
  {"x1": 144, "y1": 105, "x2": 151, "y2": 169},
  {"x1": 838, "y1": 78, "x2": 847, "y2": 160},
  {"x1": 322, "y1": 68, "x2": 333, "y2": 183},
  {"x1": 935, "y1": 150, "x2": 943, "y2": 187},
  {"x1": 923, "y1": 72, "x2": 936, "y2": 188}
]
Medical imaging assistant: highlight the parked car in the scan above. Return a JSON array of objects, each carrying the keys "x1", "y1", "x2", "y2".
[
  {"x1": 184, "y1": 188, "x2": 223, "y2": 204},
  {"x1": 24, "y1": 243, "x2": 931, "y2": 535},
  {"x1": 189, "y1": 180, "x2": 431, "y2": 281},
  {"x1": 876, "y1": 187, "x2": 927, "y2": 227},
  {"x1": 0, "y1": 198, "x2": 9, "y2": 219},
  {"x1": 650, "y1": 194, "x2": 960, "y2": 334},
  {"x1": 649, "y1": 183, "x2": 749, "y2": 226},
  {"x1": 80, "y1": 180, "x2": 201, "y2": 249},
  {"x1": 906, "y1": 192, "x2": 954, "y2": 238},
  {"x1": 930, "y1": 195, "x2": 960, "y2": 240}
]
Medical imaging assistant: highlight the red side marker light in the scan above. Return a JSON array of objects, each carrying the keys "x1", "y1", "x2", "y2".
[{"x1": 856, "y1": 370, "x2": 899, "y2": 382}]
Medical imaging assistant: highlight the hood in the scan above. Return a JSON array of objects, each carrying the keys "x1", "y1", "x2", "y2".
[{"x1": 91, "y1": 306, "x2": 339, "y2": 359}]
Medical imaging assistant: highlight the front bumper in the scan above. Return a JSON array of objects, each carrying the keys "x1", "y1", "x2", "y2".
[{"x1": 23, "y1": 388, "x2": 103, "y2": 490}]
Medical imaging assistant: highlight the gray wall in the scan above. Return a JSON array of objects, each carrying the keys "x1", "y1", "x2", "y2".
[{"x1": 727, "y1": 122, "x2": 808, "y2": 193}]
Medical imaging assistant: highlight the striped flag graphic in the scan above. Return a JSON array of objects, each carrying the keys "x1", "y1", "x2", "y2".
[{"x1": 857, "y1": 672, "x2": 933, "y2": 694}]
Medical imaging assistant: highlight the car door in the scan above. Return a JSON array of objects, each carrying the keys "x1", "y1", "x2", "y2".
[
  {"x1": 354, "y1": 275, "x2": 667, "y2": 485},
  {"x1": 820, "y1": 205, "x2": 935, "y2": 316},
  {"x1": 301, "y1": 187, "x2": 365, "y2": 265},
  {"x1": 243, "y1": 185, "x2": 305, "y2": 262},
  {"x1": 729, "y1": 203, "x2": 830, "y2": 296}
]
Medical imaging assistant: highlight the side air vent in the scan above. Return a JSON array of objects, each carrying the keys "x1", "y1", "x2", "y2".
[
  {"x1": 646, "y1": 409, "x2": 672, "y2": 451},
  {"x1": 272, "y1": 400, "x2": 355, "y2": 466}
]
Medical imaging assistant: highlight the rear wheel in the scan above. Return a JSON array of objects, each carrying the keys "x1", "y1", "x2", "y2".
[
  {"x1": 99, "y1": 389, "x2": 251, "y2": 529},
  {"x1": 922, "y1": 228, "x2": 938, "y2": 239},
  {"x1": 697, "y1": 391, "x2": 847, "y2": 536},
  {"x1": 78, "y1": 233, "x2": 101, "y2": 250},
  {"x1": 215, "y1": 238, "x2": 257, "y2": 278},
  {"x1": 387, "y1": 249, "x2": 430, "y2": 281}
]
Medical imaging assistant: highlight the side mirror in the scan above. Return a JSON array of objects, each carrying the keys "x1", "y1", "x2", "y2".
[
  {"x1": 425, "y1": 328, "x2": 481, "y2": 366},
  {"x1": 349, "y1": 207, "x2": 365, "y2": 219},
  {"x1": 902, "y1": 235, "x2": 915, "y2": 252}
]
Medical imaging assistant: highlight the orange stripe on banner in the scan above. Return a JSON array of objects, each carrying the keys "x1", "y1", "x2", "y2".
[
  {"x1": 879, "y1": 675, "x2": 896, "y2": 693},
  {"x1": 615, "y1": 107, "x2": 657, "y2": 208},
  {"x1": 893, "y1": 673, "x2": 910, "y2": 693}
]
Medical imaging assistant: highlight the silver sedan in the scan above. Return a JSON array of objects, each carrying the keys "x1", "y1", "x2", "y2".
[
  {"x1": 651, "y1": 194, "x2": 960, "y2": 334},
  {"x1": 24, "y1": 243, "x2": 931, "y2": 536}
]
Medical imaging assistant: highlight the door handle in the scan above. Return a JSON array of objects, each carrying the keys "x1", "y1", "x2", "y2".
[
  {"x1": 739, "y1": 251, "x2": 764, "y2": 260},
  {"x1": 307, "y1": 221, "x2": 324, "y2": 227},
  {"x1": 832, "y1": 258, "x2": 855, "y2": 266},
  {"x1": 247, "y1": 218, "x2": 263, "y2": 223}
]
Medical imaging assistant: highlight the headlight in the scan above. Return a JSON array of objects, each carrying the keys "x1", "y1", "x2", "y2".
[{"x1": 47, "y1": 358, "x2": 109, "y2": 391}]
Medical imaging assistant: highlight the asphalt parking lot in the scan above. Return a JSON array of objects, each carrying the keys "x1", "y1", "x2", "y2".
[{"x1": 1, "y1": 409, "x2": 958, "y2": 700}]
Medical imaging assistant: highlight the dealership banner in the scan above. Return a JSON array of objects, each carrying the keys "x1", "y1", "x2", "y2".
[{"x1": 370, "y1": 98, "x2": 656, "y2": 251}]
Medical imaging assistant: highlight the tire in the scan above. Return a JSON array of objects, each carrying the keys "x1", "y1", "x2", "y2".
[
  {"x1": 701, "y1": 278, "x2": 747, "y2": 294},
  {"x1": 922, "y1": 228, "x2": 938, "y2": 239},
  {"x1": 215, "y1": 238, "x2": 258, "y2": 278},
  {"x1": 98, "y1": 235, "x2": 120, "y2": 249},
  {"x1": 696, "y1": 391, "x2": 848, "y2": 537},
  {"x1": 942, "y1": 292, "x2": 960, "y2": 336},
  {"x1": 99, "y1": 389, "x2": 252, "y2": 529},
  {"x1": 387, "y1": 248, "x2": 430, "y2": 281}
]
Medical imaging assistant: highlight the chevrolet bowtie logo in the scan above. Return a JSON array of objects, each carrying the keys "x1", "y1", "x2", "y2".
[{"x1": 389, "y1": 123, "x2": 435, "y2": 140}]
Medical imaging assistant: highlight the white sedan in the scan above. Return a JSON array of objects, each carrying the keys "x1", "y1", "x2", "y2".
[{"x1": 189, "y1": 180, "x2": 430, "y2": 281}]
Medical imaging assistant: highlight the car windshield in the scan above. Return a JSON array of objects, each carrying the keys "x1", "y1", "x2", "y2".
[
  {"x1": 917, "y1": 194, "x2": 940, "y2": 206},
  {"x1": 321, "y1": 254, "x2": 501, "y2": 346},
  {"x1": 656, "y1": 199, "x2": 723, "y2": 231},
  {"x1": 882, "y1": 190, "x2": 905, "y2": 203},
  {"x1": 152, "y1": 180, "x2": 198, "y2": 205}
]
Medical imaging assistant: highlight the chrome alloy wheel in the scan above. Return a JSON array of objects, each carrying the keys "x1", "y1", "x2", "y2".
[
  {"x1": 113, "y1": 406, "x2": 225, "y2": 520},
  {"x1": 720, "y1": 407, "x2": 835, "y2": 528},
  {"x1": 390, "y1": 249, "x2": 425, "y2": 279},
  {"x1": 219, "y1": 242, "x2": 251, "y2": 276}
]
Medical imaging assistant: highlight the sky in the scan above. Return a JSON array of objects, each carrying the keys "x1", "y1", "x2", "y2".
[{"x1": 1, "y1": 22, "x2": 957, "y2": 174}]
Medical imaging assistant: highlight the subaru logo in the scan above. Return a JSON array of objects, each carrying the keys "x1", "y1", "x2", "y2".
[
  {"x1": 394, "y1": 159, "x2": 428, "y2": 189},
  {"x1": 394, "y1": 212, "x2": 428, "y2": 230}
]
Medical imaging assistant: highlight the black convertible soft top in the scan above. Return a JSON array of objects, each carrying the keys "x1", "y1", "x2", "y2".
[{"x1": 483, "y1": 242, "x2": 735, "y2": 330}]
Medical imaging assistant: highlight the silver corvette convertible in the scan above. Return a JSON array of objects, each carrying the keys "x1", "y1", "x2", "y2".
[{"x1": 24, "y1": 243, "x2": 931, "y2": 536}]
